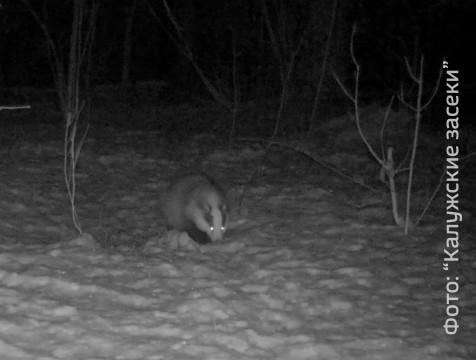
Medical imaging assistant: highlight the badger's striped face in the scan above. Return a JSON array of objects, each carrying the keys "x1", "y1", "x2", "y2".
[
  {"x1": 204, "y1": 203, "x2": 227, "y2": 241},
  {"x1": 193, "y1": 198, "x2": 227, "y2": 242}
]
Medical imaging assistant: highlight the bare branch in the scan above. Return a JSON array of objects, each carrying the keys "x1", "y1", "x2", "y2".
[
  {"x1": 416, "y1": 167, "x2": 445, "y2": 226},
  {"x1": 0, "y1": 105, "x2": 31, "y2": 110},
  {"x1": 308, "y1": 0, "x2": 337, "y2": 133},
  {"x1": 380, "y1": 96, "x2": 395, "y2": 159},
  {"x1": 404, "y1": 56, "x2": 420, "y2": 83},
  {"x1": 237, "y1": 137, "x2": 380, "y2": 192},
  {"x1": 160, "y1": 0, "x2": 232, "y2": 110},
  {"x1": 403, "y1": 55, "x2": 424, "y2": 234},
  {"x1": 421, "y1": 64, "x2": 443, "y2": 111}
]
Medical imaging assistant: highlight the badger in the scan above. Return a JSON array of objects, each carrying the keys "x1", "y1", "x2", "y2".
[{"x1": 160, "y1": 173, "x2": 229, "y2": 244}]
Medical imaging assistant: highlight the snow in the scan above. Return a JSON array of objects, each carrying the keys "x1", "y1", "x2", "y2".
[{"x1": 0, "y1": 136, "x2": 475, "y2": 360}]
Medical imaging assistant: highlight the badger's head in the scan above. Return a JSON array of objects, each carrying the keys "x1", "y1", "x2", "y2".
[{"x1": 189, "y1": 191, "x2": 228, "y2": 242}]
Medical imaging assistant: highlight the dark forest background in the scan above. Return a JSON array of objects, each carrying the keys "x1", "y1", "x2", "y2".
[{"x1": 0, "y1": 0, "x2": 474, "y2": 134}]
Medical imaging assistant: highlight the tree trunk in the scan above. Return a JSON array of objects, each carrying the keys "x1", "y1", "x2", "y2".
[{"x1": 121, "y1": 0, "x2": 138, "y2": 86}]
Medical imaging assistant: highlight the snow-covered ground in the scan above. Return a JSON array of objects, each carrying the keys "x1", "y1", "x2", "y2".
[{"x1": 0, "y1": 132, "x2": 474, "y2": 360}]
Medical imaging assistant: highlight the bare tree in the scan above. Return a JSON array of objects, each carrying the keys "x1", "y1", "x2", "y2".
[
  {"x1": 121, "y1": 0, "x2": 138, "y2": 86},
  {"x1": 261, "y1": 0, "x2": 307, "y2": 138},
  {"x1": 399, "y1": 56, "x2": 442, "y2": 233},
  {"x1": 21, "y1": 0, "x2": 98, "y2": 234},
  {"x1": 335, "y1": 25, "x2": 442, "y2": 234},
  {"x1": 307, "y1": 0, "x2": 338, "y2": 134}
]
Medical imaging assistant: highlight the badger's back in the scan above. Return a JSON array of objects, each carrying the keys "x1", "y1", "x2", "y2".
[{"x1": 160, "y1": 173, "x2": 228, "y2": 243}]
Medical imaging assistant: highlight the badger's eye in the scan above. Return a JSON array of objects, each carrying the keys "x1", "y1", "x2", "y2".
[
  {"x1": 221, "y1": 226, "x2": 225, "y2": 231},
  {"x1": 210, "y1": 226, "x2": 214, "y2": 232}
]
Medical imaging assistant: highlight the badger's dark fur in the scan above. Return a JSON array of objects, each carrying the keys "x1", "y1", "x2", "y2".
[{"x1": 160, "y1": 173, "x2": 229, "y2": 244}]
